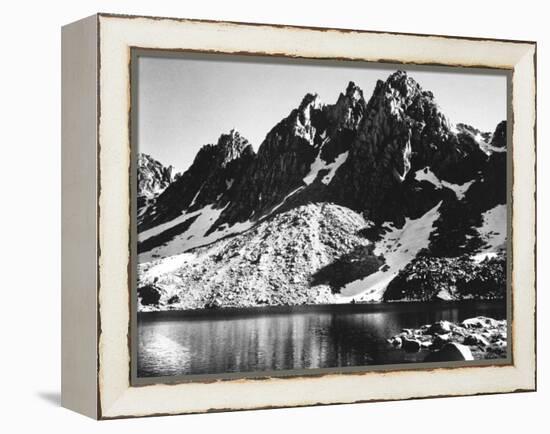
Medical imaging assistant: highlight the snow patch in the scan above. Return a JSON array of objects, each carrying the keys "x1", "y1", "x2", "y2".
[
  {"x1": 474, "y1": 133, "x2": 506, "y2": 156},
  {"x1": 270, "y1": 186, "x2": 305, "y2": 214},
  {"x1": 139, "y1": 203, "x2": 254, "y2": 262},
  {"x1": 472, "y1": 252, "x2": 499, "y2": 263},
  {"x1": 414, "y1": 167, "x2": 440, "y2": 186},
  {"x1": 139, "y1": 209, "x2": 201, "y2": 243},
  {"x1": 396, "y1": 136, "x2": 412, "y2": 181},
  {"x1": 304, "y1": 149, "x2": 349, "y2": 186},
  {"x1": 337, "y1": 201, "x2": 442, "y2": 302},
  {"x1": 475, "y1": 204, "x2": 507, "y2": 255},
  {"x1": 322, "y1": 151, "x2": 349, "y2": 184},
  {"x1": 189, "y1": 184, "x2": 204, "y2": 207},
  {"x1": 414, "y1": 167, "x2": 474, "y2": 200}
]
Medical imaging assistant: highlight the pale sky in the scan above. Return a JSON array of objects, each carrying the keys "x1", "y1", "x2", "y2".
[{"x1": 137, "y1": 53, "x2": 508, "y2": 173}]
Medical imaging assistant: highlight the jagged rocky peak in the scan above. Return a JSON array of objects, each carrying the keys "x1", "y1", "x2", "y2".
[
  {"x1": 370, "y1": 70, "x2": 450, "y2": 130},
  {"x1": 299, "y1": 92, "x2": 323, "y2": 111},
  {"x1": 348, "y1": 71, "x2": 429, "y2": 179},
  {"x1": 345, "y1": 80, "x2": 364, "y2": 102},
  {"x1": 296, "y1": 93, "x2": 323, "y2": 124},
  {"x1": 455, "y1": 123, "x2": 491, "y2": 141},
  {"x1": 209, "y1": 128, "x2": 255, "y2": 167},
  {"x1": 385, "y1": 70, "x2": 422, "y2": 96},
  {"x1": 181, "y1": 129, "x2": 255, "y2": 206},
  {"x1": 326, "y1": 81, "x2": 367, "y2": 131},
  {"x1": 290, "y1": 93, "x2": 324, "y2": 144},
  {"x1": 455, "y1": 123, "x2": 481, "y2": 135},
  {"x1": 328, "y1": 70, "x2": 486, "y2": 224},
  {"x1": 137, "y1": 153, "x2": 175, "y2": 200},
  {"x1": 490, "y1": 120, "x2": 507, "y2": 148},
  {"x1": 186, "y1": 129, "x2": 254, "y2": 178}
]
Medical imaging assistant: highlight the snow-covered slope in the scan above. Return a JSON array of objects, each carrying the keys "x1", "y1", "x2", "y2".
[
  {"x1": 338, "y1": 202, "x2": 441, "y2": 302},
  {"x1": 139, "y1": 203, "x2": 253, "y2": 262},
  {"x1": 472, "y1": 204, "x2": 507, "y2": 262}
]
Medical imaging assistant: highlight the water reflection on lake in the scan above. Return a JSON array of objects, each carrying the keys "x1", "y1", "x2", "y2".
[{"x1": 137, "y1": 301, "x2": 506, "y2": 378}]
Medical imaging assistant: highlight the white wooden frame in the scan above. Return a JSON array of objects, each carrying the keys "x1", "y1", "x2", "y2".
[{"x1": 61, "y1": 13, "x2": 536, "y2": 419}]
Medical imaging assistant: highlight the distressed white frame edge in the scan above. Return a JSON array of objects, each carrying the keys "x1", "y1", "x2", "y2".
[
  {"x1": 61, "y1": 14, "x2": 99, "y2": 419},
  {"x1": 93, "y1": 14, "x2": 535, "y2": 419}
]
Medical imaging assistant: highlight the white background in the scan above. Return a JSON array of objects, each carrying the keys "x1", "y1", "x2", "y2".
[{"x1": 0, "y1": 1, "x2": 546, "y2": 432}]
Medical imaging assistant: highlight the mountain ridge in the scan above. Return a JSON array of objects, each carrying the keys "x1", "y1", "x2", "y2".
[{"x1": 136, "y1": 70, "x2": 507, "y2": 310}]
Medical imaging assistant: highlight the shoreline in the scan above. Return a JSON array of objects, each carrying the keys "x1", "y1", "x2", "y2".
[{"x1": 137, "y1": 298, "x2": 506, "y2": 320}]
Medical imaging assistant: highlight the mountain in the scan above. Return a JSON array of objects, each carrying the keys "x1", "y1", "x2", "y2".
[
  {"x1": 137, "y1": 154, "x2": 176, "y2": 218},
  {"x1": 136, "y1": 71, "x2": 507, "y2": 310}
]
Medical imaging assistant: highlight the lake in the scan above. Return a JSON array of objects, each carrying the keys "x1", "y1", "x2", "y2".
[{"x1": 137, "y1": 300, "x2": 507, "y2": 378}]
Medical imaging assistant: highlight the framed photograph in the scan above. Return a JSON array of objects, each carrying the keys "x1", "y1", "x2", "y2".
[{"x1": 61, "y1": 13, "x2": 536, "y2": 419}]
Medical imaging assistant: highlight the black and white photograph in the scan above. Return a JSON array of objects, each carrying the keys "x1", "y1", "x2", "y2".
[{"x1": 134, "y1": 53, "x2": 509, "y2": 379}]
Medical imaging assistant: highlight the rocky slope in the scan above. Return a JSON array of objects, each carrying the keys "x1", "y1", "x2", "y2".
[
  {"x1": 136, "y1": 71, "x2": 508, "y2": 311},
  {"x1": 383, "y1": 253, "x2": 506, "y2": 301},
  {"x1": 387, "y1": 317, "x2": 507, "y2": 361},
  {"x1": 138, "y1": 203, "x2": 381, "y2": 310}
]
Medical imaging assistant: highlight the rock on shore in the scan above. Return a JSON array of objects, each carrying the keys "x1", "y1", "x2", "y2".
[{"x1": 386, "y1": 316, "x2": 507, "y2": 361}]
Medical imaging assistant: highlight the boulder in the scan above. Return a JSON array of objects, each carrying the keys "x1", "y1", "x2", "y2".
[
  {"x1": 137, "y1": 284, "x2": 161, "y2": 306},
  {"x1": 425, "y1": 343, "x2": 474, "y2": 362},
  {"x1": 463, "y1": 333, "x2": 490, "y2": 347},
  {"x1": 388, "y1": 336, "x2": 403, "y2": 347},
  {"x1": 419, "y1": 324, "x2": 431, "y2": 333},
  {"x1": 402, "y1": 337, "x2": 421, "y2": 353},
  {"x1": 432, "y1": 333, "x2": 451, "y2": 349},
  {"x1": 461, "y1": 316, "x2": 498, "y2": 329},
  {"x1": 452, "y1": 326, "x2": 467, "y2": 337},
  {"x1": 428, "y1": 320, "x2": 452, "y2": 335}
]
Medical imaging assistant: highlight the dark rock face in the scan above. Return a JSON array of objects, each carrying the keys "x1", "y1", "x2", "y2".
[
  {"x1": 218, "y1": 84, "x2": 372, "y2": 227},
  {"x1": 330, "y1": 71, "x2": 491, "y2": 226},
  {"x1": 140, "y1": 71, "x2": 506, "y2": 235},
  {"x1": 490, "y1": 120, "x2": 507, "y2": 148},
  {"x1": 139, "y1": 81, "x2": 371, "y2": 233},
  {"x1": 311, "y1": 245, "x2": 381, "y2": 292},
  {"x1": 220, "y1": 94, "x2": 325, "y2": 225},
  {"x1": 427, "y1": 145, "x2": 506, "y2": 258}
]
